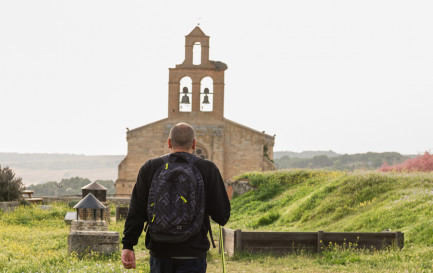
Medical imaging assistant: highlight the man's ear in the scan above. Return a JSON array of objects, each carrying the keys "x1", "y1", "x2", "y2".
[
  {"x1": 192, "y1": 139, "x2": 196, "y2": 150},
  {"x1": 168, "y1": 138, "x2": 172, "y2": 149}
]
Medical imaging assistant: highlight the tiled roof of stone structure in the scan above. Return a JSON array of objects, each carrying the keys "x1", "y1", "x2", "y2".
[
  {"x1": 74, "y1": 193, "x2": 106, "y2": 209},
  {"x1": 81, "y1": 181, "x2": 107, "y2": 191}
]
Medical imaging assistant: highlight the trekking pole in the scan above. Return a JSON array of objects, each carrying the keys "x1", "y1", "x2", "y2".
[{"x1": 219, "y1": 225, "x2": 226, "y2": 273}]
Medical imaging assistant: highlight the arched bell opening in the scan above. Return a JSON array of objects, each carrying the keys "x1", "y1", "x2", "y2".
[
  {"x1": 193, "y1": 42, "x2": 202, "y2": 65},
  {"x1": 200, "y1": 76, "x2": 213, "y2": 112},
  {"x1": 179, "y1": 76, "x2": 192, "y2": 112}
]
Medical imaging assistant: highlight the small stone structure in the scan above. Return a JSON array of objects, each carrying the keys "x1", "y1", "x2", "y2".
[
  {"x1": 74, "y1": 193, "x2": 106, "y2": 221},
  {"x1": 68, "y1": 193, "x2": 119, "y2": 256},
  {"x1": 81, "y1": 182, "x2": 110, "y2": 222},
  {"x1": 82, "y1": 181, "x2": 107, "y2": 202}
]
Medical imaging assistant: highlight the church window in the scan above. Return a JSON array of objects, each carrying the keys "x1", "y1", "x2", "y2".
[
  {"x1": 200, "y1": 77, "x2": 213, "y2": 112},
  {"x1": 193, "y1": 145, "x2": 208, "y2": 159},
  {"x1": 179, "y1": 76, "x2": 192, "y2": 112},
  {"x1": 193, "y1": 42, "x2": 201, "y2": 65}
]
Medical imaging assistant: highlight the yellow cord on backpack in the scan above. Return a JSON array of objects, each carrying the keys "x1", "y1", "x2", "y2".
[{"x1": 219, "y1": 225, "x2": 226, "y2": 273}]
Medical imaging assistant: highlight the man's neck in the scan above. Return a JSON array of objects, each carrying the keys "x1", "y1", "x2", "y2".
[{"x1": 171, "y1": 149, "x2": 192, "y2": 154}]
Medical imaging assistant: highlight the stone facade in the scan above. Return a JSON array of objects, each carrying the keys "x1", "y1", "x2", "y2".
[{"x1": 115, "y1": 26, "x2": 275, "y2": 196}]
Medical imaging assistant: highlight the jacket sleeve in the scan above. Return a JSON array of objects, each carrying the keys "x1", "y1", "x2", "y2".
[
  {"x1": 121, "y1": 161, "x2": 151, "y2": 250},
  {"x1": 204, "y1": 162, "x2": 231, "y2": 226}
]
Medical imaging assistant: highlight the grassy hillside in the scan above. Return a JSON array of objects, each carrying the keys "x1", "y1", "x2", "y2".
[
  {"x1": 2, "y1": 171, "x2": 433, "y2": 272},
  {"x1": 228, "y1": 170, "x2": 433, "y2": 246}
]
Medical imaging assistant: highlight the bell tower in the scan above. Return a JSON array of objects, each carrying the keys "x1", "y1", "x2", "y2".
[{"x1": 168, "y1": 26, "x2": 227, "y2": 120}]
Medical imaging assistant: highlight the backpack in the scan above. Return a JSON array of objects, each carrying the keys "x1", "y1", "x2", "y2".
[{"x1": 146, "y1": 153, "x2": 205, "y2": 243}]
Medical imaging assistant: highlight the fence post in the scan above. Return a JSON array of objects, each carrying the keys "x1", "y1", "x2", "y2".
[
  {"x1": 317, "y1": 231, "x2": 324, "y2": 253},
  {"x1": 395, "y1": 231, "x2": 404, "y2": 249},
  {"x1": 235, "y1": 229, "x2": 242, "y2": 255}
]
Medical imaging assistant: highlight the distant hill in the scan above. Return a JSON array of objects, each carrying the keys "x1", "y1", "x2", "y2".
[
  {"x1": 0, "y1": 151, "x2": 416, "y2": 185},
  {"x1": 0, "y1": 153, "x2": 124, "y2": 185},
  {"x1": 274, "y1": 150, "x2": 340, "y2": 159},
  {"x1": 274, "y1": 151, "x2": 409, "y2": 171}
]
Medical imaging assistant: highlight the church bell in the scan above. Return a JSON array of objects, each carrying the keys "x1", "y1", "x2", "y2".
[
  {"x1": 202, "y1": 95, "x2": 210, "y2": 104},
  {"x1": 202, "y1": 87, "x2": 210, "y2": 104},
  {"x1": 181, "y1": 94, "x2": 190, "y2": 104},
  {"x1": 181, "y1": 87, "x2": 190, "y2": 104}
]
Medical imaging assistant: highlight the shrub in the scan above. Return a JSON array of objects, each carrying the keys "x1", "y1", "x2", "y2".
[
  {"x1": 255, "y1": 211, "x2": 280, "y2": 227},
  {"x1": 0, "y1": 165, "x2": 24, "y2": 201},
  {"x1": 380, "y1": 152, "x2": 433, "y2": 172}
]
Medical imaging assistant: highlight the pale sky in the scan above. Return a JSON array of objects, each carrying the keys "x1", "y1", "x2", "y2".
[{"x1": 1, "y1": 0, "x2": 432, "y2": 156}]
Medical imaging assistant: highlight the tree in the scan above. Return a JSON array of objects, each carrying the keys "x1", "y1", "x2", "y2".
[
  {"x1": 0, "y1": 165, "x2": 24, "y2": 201},
  {"x1": 379, "y1": 152, "x2": 433, "y2": 172}
]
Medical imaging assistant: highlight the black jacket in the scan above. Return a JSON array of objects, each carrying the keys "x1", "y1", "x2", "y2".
[{"x1": 122, "y1": 152, "x2": 231, "y2": 258}]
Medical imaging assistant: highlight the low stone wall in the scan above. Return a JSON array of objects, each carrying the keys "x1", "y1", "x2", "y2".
[
  {"x1": 68, "y1": 231, "x2": 119, "y2": 256},
  {"x1": 0, "y1": 201, "x2": 19, "y2": 212}
]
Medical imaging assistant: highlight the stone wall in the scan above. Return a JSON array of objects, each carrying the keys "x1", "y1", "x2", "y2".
[
  {"x1": 0, "y1": 201, "x2": 19, "y2": 212},
  {"x1": 115, "y1": 118, "x2": 275, "y2": 196},
  {"x1": 225, "y1": 179, "x2": 254, "y2": 200}
]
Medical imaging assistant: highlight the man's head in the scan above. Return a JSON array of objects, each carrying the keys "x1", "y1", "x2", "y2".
[{"x1": 168, "y1": 122, "x2": 196, "y2": 153}]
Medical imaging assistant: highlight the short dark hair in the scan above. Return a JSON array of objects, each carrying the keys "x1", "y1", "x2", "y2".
[{"x1": 169, "y1": 123, "x2": 195, "y2": 149}]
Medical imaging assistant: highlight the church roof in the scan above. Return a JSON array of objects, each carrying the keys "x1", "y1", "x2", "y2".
[
  {"x1": 187, "y1": 26, "x2": 208, "y2": 37},
  {"x1": 73, "y1": 193, "x2": 106, "y2": 209},
  {"x1": 128, "y1": 118, "x2": 169, "y2": 134},
  {"x1": 81, "y1": 181, "x2": 107, "y2": 191},
  {"x1": 223, "y1": 118, "x2": 275, "y2": 139}
]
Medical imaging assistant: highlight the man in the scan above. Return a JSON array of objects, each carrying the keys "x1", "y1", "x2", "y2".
[{"x1": 121, "y1": 122, "x2": 231, "y2": 272}]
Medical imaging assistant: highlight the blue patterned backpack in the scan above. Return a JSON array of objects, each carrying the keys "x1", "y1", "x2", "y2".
[{"x1": 147, "y1": 153, "x2": 205, "y2": 243}]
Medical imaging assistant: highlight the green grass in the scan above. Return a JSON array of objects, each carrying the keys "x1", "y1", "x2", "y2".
[
  {"x1": 229, "y1": 170, "x2": 433, "y2": 244},
  {"x1": 1, "y1": 170, "x2": 433, "y2": 272}
]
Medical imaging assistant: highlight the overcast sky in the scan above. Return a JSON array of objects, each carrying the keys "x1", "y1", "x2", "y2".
[{"x1": 0, "y1": 0, "x2": 432, "y2": 156}]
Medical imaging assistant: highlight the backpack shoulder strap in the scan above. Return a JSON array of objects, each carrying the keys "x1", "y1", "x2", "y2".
[{"x1": 205, "y1": 216, "x2": 216, "y2": 248}]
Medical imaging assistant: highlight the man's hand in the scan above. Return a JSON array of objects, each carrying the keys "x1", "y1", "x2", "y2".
[{"x1": 121, "y1": 249, "x2": 136, "y2": 269}]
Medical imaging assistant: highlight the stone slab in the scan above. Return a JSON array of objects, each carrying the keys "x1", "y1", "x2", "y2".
[
  {"x1": 64, "y1": 212, "x2": 77, "y2": 225},
  {"x1": 68, "y1": 231, "x2": 119, "y2": 256}
]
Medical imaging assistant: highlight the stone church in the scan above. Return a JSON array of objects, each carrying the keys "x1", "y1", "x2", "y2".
[{"x1": 115, "y1": 26, "x2": 275, "y2": 196}]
